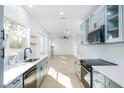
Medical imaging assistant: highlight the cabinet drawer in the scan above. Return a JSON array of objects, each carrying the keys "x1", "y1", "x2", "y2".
[
  {"x1": 106, "y1": 78, "x2": 122, "y2": 88},
  {"x1": 93, "y1": 70, "x2": 106, "y2": 84},
  {"x1": 93, "y1": 78, "x2": 105, "y2": 88},
  {"x1": 6, "y1": 76, "x2": 23, "y2": 88}
]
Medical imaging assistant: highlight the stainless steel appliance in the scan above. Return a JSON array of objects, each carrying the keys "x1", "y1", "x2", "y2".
[
  {"x1": 80, "y1": 59, "x2": 117, "y2": 88},
  {"x1": 23, "y1": 65, "x2": 37, "y2": 88},
  {"x1": 87, "y1": 25, "x2": 105, "y2": 43}
]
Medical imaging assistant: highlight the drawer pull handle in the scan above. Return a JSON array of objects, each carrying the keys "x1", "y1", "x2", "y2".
[
  {"x1": 13, "y1": 79, "x2": 20, "y2": 85},
  {"x1": 95, "y1": 80, "x2": 99, "y2": 83},
  {"x1": 94, "y1": 71, "x2": 100, "y2": 74}
]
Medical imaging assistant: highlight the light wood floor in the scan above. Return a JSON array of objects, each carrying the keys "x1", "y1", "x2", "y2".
[{"x1": 41, "y1": 55, "x2": 82, "y2": 88}]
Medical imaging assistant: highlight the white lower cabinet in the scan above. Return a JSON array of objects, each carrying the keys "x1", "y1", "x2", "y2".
[
  {"x1": 75, "y1": 58, "x2": 81, "y2": 80},
  {"x1": 5, "y1": 75, "x2": 23, "y2": 88},
  {"x1": 37, "y1": 57, "x2": 48, "y2": 88},
  {"x1": 93, "y1": 70, "x2": 106, "y2": 88},
  {"x1": 43, "y1": 58, "x2": 48, "y2": 76},
  {"x1": 37, "y1": 61, "x2": 44, "y2": 88},
  {"x1": 93, "y1": 69, "x2": 122, "y2": 88},
  {"x1": 106, "y1": 78, "x2": 122, "y2": 88},
  {"x1": 93, "y1": 78, "x2": 105, "y2": 88}
]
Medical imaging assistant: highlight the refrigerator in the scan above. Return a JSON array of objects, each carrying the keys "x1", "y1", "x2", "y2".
[{"x1": 0, "y1": 5, "x2": 4, "y2": 88}]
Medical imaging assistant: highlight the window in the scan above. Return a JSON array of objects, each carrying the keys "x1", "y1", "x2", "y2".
[{"x1": 4, "y1": 17, "x2": 29, "y2": 49}]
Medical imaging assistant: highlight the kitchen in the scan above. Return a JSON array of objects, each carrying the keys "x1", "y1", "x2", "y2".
[{"x1": 0, "y1": 5, "x2": 124, "y2": 88}]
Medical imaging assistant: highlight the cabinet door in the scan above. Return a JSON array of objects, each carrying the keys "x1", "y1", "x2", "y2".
[
  {"x1": 77, "y1": 64, "x2": 81, "y2": 80},
  {"x1": 80, "y1": 22, "x2": 87, "y2": 44},
  {"x1": 105, "y1": 5, "x2": 123, "y2": 42},
  {"x1": 93, "y1": 78, "x2": 105, "y2": 88},
  {"x1": 44, "y1": 59, "x2": 48, "y2": 75},
  {"x1": 106, "y1": 78, "x2": 122, "y2": 88},
  {"x1": 6, "y1": 75, "x2": 23, "y2": 88},
  {"x1": 90, "y1": 6, "x2": 105, "y2": 30},
  {"x1": 93, "y1": 69, "x2": 106, "y2": 84},
  {"x1": 0, "y1": 5, "x2": 4, "y2": 88},
  {"x1": 42, "y1": 58, "x2": 48, "y2": 77},
  {"x1": 75, "y1": 59, "x2": 78, "y2": 73},
  {"x1": 37, "y1": 61, "x2": 44, "y2": 87}
]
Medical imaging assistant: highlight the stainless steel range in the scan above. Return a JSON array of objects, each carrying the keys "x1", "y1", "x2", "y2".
[{"x1": 80, "y1": 59, "x2": 117, "y2": 88}]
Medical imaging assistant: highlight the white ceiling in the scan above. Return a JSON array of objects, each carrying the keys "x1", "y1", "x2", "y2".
[{"x1": 23, "y1": 5, "x2": 97, "y2": 39}]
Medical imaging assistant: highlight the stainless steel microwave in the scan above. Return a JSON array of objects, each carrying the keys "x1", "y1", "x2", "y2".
[{"x1": 87, "y1": 25, "x2": 105, "y2": 43}]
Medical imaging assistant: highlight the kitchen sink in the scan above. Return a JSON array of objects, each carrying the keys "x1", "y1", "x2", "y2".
[{"x1": 24, "y1": 58, "x2": 40, "y2": 62}]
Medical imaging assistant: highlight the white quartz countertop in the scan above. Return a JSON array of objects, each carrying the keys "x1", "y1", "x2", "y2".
[
  {"x1": 93, "y1": 66, "x2": 124, "y2": 87},
  {"x1": 4, "y1": 55, "x2": 48, "y2": 87}
]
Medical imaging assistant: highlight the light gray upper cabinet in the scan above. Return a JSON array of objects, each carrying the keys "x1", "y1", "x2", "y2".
[
  {"x1": 105, "y1": 5, "x2": 124, "y2": 43},
  {"x1": 85, "y1": 17, "x2": 90, "y2": 33},
  {"x1": 80, "y1": 5, "x2": 124, "y2": 44},
  {"x1": 0, "y1": 5, "x2": 4, "y2": 88},
  {"x1": 80, "y1": 6, "x2": 105, "y2": 44},
  {"x1": 80, "y1": 22, "x2": 87, "y2": 44},
  {"x1": 90, "y1": 6, "x2": 105, "y2": 31},
  {"x1": 80, "y1": 16, "x2": 91, "y2": 44}
]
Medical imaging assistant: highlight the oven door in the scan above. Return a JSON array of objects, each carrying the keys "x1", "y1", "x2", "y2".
[{"x1": 81, "y1": 65, "x2": 91, "y2": 88}]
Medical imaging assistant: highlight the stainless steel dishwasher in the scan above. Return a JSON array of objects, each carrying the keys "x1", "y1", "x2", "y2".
[{"x1": 23, "y1": 65, "x2": 37, "y2": 88}]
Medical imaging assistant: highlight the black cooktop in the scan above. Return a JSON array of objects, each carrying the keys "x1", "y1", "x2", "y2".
[{"x1": 80, "y1": 59, "x2": 117, "y2": 66}]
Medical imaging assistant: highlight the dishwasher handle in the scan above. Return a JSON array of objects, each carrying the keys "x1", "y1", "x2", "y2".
[{"x1": 24, "y1": 66, "x2": 37, "y2": 79}]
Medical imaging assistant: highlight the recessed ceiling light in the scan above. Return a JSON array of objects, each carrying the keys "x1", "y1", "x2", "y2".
[
  {"x1": 28, "y1": 5, "x2": 33, "y2": 8},
  {"x1": 59, "y1": 11, "x2": 64, "y2": 15}
]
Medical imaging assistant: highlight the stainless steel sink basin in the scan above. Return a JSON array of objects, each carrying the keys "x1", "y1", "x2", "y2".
[{"x1": 24, "y1": 58, "x2": 40, "y2": 62}]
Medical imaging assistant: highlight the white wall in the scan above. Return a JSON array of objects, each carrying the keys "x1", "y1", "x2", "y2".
[
  {"x1": 54, "y1": 38, "x2": 75, "y2": 55},
  {"x1": 75, "y1": 36, "x2": 124, "y2": 66},
  {"x1": 4, "y1": 5, "x2": 50, "y2": 64}
]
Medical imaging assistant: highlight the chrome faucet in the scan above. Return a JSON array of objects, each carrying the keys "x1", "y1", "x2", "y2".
[{"x1": 24, "y1": 48, "x2": 32, "y2": 60}]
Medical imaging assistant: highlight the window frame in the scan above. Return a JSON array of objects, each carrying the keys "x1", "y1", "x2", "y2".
[{"x1": 4, "y1": 17, "x2": 30, "y2": 49}]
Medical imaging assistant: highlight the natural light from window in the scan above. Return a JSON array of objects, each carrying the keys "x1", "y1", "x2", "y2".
[{"x1": 4, "y1": 17, "x2": 29, "y2": 49}]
